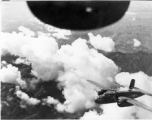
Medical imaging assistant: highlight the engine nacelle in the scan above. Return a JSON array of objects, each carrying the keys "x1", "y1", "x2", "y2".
[
  {"x1": 117, "y1": 99, "x2": 133, "y2": 107},
  {"x1": 98, "y1": 90, "x2": 107, "y2": 95}
]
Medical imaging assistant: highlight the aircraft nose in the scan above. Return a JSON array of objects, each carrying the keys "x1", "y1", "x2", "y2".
[{"x1": 95, "y1": 97, "x2": 102, "y2": 104}]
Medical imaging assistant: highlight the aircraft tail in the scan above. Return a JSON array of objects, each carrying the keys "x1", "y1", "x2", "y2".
[{"x1": 129, "y1": 79, "x2": 135, "y2": 90}]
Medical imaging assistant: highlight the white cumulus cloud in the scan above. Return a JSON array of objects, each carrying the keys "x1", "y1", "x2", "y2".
[
  {"x1": 1, "y1": 26, "x2": 61, "y2": 81},
  {"x1": 133, "y1": 39, "x2": 141, "y2": 47},
  {"x1": 55, "y1": 38, "x2": 118, "y2": 113},
  {"x1": 16, "y1": 87, "x2": 40, "y2": 105},
  {"x1": 42, "y1": 96, "x2": 65, "y2": 112},
  {"x1": 18, "y1": 26, "x2": 35, "y2": 37},
  {"x1": 88, "y1": 33, "x2": 115, "y2": 52},
  {"x1": 43, "y1": 96, "x2": 59, "y2": 105},
  {"x1": 14, "y1": 58, "x2": 31, "y2": 65},
  {"x1": 0, "y1": 64, "x2": 26, "y2": 87}
]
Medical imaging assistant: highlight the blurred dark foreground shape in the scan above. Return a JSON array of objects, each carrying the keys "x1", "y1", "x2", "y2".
[{"x1": 27, "y1": 1, "x2": 130, "y2": 30}]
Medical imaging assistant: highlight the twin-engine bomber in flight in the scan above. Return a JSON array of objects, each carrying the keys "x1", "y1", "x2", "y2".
[{"x1": 87, "y1": 79, "x2": 152, "y2": 112}]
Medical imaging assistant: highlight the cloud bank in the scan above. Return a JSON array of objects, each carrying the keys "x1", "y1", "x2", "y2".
[
  {"x1": 55, "y1": 38, "x2": 118, "y2": 112},
  {"x1": 1, "y1": 26, "x2": 60, "y2": 81},
  {"x1": 1, "y1": 26, "x2": 152, "y2": 118}
]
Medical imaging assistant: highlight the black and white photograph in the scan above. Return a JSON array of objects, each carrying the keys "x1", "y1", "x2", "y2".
[{"x1": 1, "y1": 1, "x2": 152, "y2": 119}]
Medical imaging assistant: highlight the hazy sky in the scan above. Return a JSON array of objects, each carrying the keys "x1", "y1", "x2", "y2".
[{"x1": 2, "y1": 2, "x2": 34, "y2": 21}]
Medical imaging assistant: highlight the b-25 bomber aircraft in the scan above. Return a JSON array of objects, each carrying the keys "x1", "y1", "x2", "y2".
[{"x1": 87, "y1": 79, "x2": 152, "y2": 112}]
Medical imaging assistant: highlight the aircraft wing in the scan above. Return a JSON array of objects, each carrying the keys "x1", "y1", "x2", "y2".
[
  {"x1": 119, "y1": 96, "x2": 152, "y2": 112},
  {"x1": 133, "y1": 87, "x2": 152, "y2": 97},
  {"x1": 87, "y1": 80, "x2": 111, "y2": 90}
]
